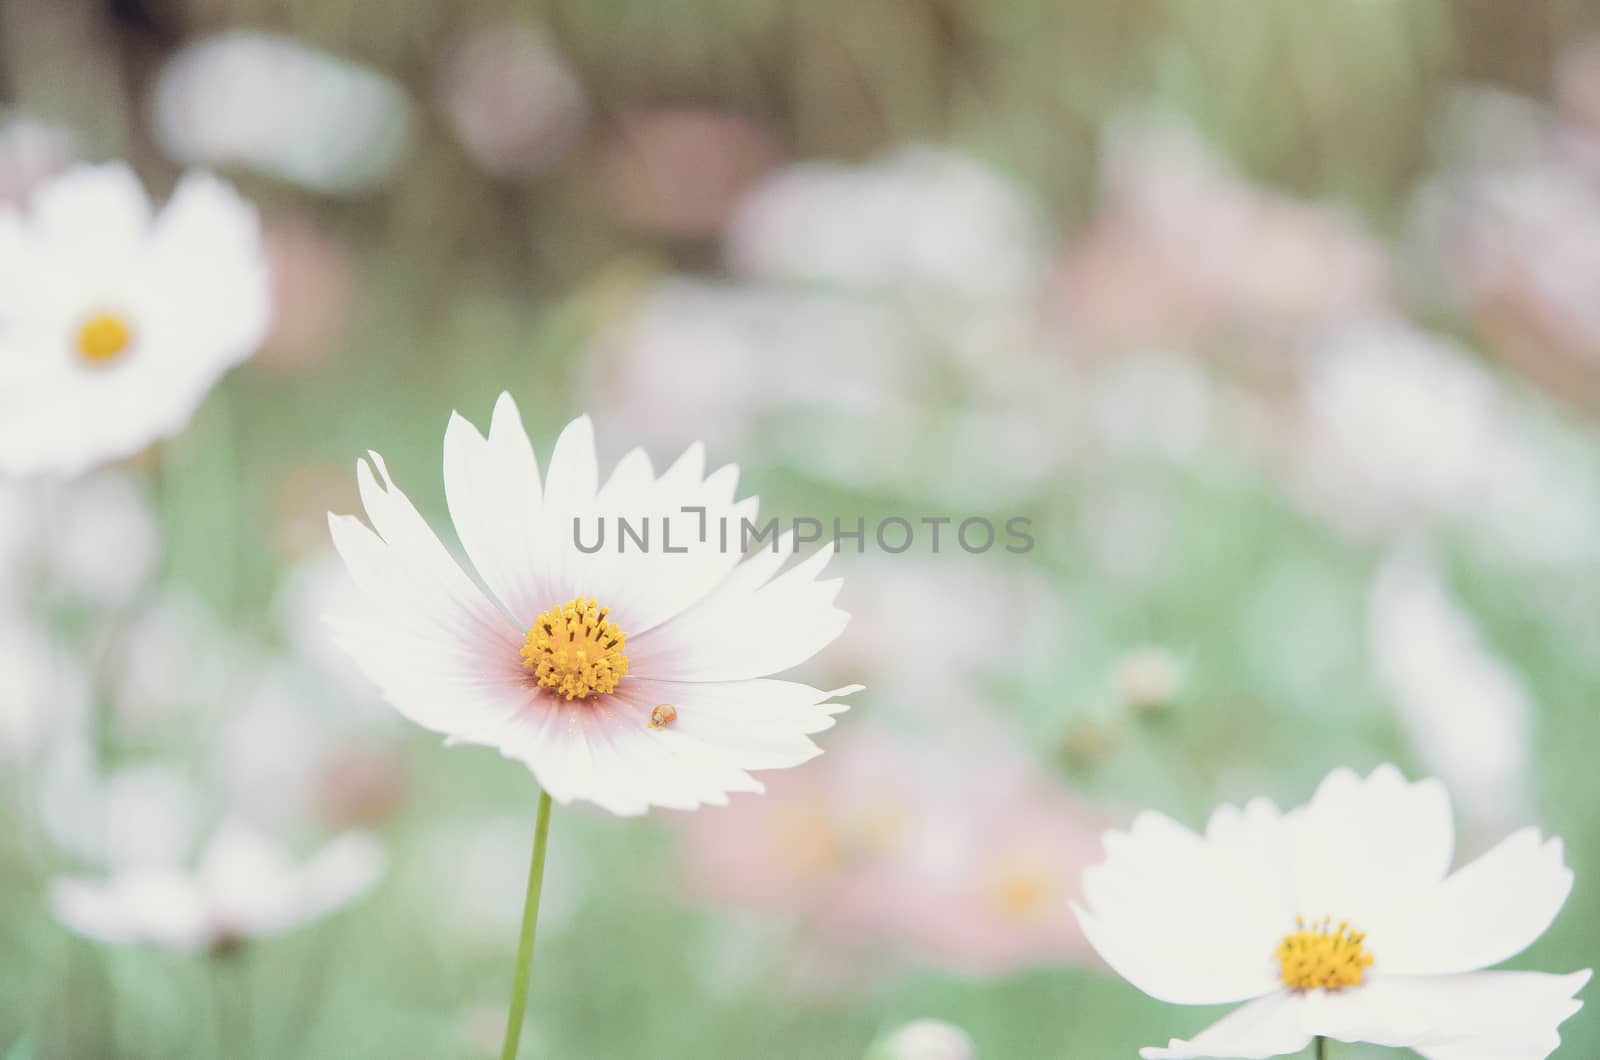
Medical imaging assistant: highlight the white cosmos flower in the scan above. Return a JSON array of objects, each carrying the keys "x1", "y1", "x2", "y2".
[
  {"x1": 1369, "y1": 552, "x2": 1534, "y2": 838},
  {"x1": 0, "y1": 162, "x2": 269, "y2": 476},
  {"x1": 327, "y1": 394, "x2": 857, "y2": 816},
  {"x1": 49, "y1": 819, "x2": 384, "y2": 953},
  {"x1": 1075, "y1": 765, "x2": 1589, "y2": 1059}
]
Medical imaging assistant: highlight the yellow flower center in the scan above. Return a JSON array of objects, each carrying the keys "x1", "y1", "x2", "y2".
[
  {"x1": 987, "y1": 868, "x2": 1051, "y2": 920},
  {"x1": 1276, "y1": 917, "x2": 1374, "y2": 991},
  {"x1": 521, "y1": 597, "x2": 629, "y2": 700},
  {"x1": 76, "y1": 312, "x2": 134, "y2": 364}
]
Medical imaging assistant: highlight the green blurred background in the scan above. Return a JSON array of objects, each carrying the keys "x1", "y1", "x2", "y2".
[{"x1": 2, "y1": 0, "x2": 1599, "y2": 1057}]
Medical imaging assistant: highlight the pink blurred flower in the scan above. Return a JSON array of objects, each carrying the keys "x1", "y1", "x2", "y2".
[
  {"x1": 256, "y1": 217, "x2": 360, "y2": 374},
  {"x1": 1412, "y1": 85, "x2": 1600, "y2": 406},
  {"x1": 1056, "y1": 113, "x2": 1388, "y2": 353},
  {"x1": 600, "y1": 107, "x2": 779, "y2": 238},
  {"x1": 438, "y1": 25, "x2": 587, "y2": 181},
  {"x1": 680, "y1": 725, "x2": 1106, "y2": 978},
  {"x1": 1556, "y1": 35, "x2": 1600, "y2": 139}
]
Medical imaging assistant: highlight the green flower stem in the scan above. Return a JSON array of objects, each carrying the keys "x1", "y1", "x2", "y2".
[
  {"x1": 1315, "y1": 1036, "x2": 1328, "y2": 1060},
  {"x1": 500, "y1": 790, "x2": 554, "y2": 1060}
]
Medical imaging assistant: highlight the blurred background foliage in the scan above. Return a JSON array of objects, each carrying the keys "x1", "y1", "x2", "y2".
[{"x1": 4, "y1": 0, "x2": 1600, "y2": 1057}]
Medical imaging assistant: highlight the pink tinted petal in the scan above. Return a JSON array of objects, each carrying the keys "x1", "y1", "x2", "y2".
[{"x1": 328, "y1": 457, "x2": 531, "y2": 741}]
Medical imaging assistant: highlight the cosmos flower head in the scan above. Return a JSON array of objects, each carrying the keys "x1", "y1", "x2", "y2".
[
  {"x1": 49, "y1": 819, "x2": 385, "y2": 954},
  {"x1": 0, "y1": 162, "x2": 270, "y2": 477},
  {"x1": 327, "y1": 394, "x2": 857, "y2": 816},
  {"x1": 1075, "y1": 764, "x2": 1589, "y2": 1059}
]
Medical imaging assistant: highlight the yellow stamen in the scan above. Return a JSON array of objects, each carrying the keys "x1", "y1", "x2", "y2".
[
  {"x1": 521, "y1": 597, "x2": 629, "y2": 700},
  {"x1": 76, "y1": 312, "x2": 134, "y2": 364},
  {"x1": 1276, "y1": 917, "x2": 1374, "y2": 991}
]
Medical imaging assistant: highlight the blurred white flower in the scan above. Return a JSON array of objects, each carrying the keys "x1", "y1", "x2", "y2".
[
  {"x1": 438, "y1": 25, "x2": 586, "y2": 181},
  {"x1": 1084, "y1": 351, "x2": 1217, "y2": 465},
  {"x1": 328, "y1": 394, "x2": 857, "y2": 815},
  {"x1": 869, "y1": 1019, "x2": 975, "y2": 1060},
  {"x1": 211, "y1": 666, "x2": 382, "y2": 835},
  {"x1": 1077, "y1": 765, "x2": 1589, "y2": 1059},
  {"x1": 50, "y1": 819, "x2": 384, "y2": 953},
  {"x1": 1369, "y1": 551, "x2": 1534, "y2": 837},
  {"x1": 590, "y1": 277, "x2": 915, "y2": 455},
  {"x1": 113, "y1": 592, "x2": 255, "y2": 733},
  {"x1": 151, "y1": 31, "x2": 414, "y2": 195},
  {"x1": 0, "y1": 472, "x2": 159, "y2": 608},
  {"x1": 726, "y1": 146, "x2": 1049, "y2": 309},
  {"x1": 1288, "y1": 325, "x2": 1501, "y2": 538},
  {"x1": 41, "y1": 471, "x2": 160, "y2": 604},
  {"x1": 0, "y1": 112, "x2": 78, "y2": 204},
  {"x1": 274, "y1": 549, "x2": 396, "y2": 709},
  {"x1": 1110, "y1": 646, "x2": 1185, "y2": 715},
  {"x1": 0, "y1": 163, "x2": 270, "y2": 476},
  {"x1": 1462, "y1": 409, "x2": 1600, "y2": 572},
  {"x1": 589, "y1": 277, "x2": 1065, "y2": 505},
  {"x1": 0, "y1": 616, "x2": 87, "y2": 761},
  {"x1": 38, "y1": 755, "x2": 202, "y2": 869},
  {"x1": 822, "y1": 557, "x2": 1073, "y2": 717},
  {"x1": 1077, "y1": 481, "x2": 1175, "y2": 586}
]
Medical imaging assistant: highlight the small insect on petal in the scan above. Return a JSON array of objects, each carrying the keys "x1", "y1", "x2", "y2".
[{"x1": 648, "y1": 704, "x2": 677, "y2": 729}]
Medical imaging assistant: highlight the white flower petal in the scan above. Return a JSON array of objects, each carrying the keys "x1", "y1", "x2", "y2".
[
  {"x1": 627, "y1": 541, "x2": 848, "y2": 683},
  {"x1": 536, "y1": 413, "x2": 601, "y2": 597},
  {"x1": 1373, "y1": 828, "x2": 1573, "y2": 977},
  {"x1": 614, "y1": 677, "x2": 849, "y2": 767},
  {"x1": 1304, "y1": 971, "x2": 1590, "y2": 1060},
  {"x1": 137, "y1": 169, "x2": 271, "y2": 374},
  {"x1": 0, "y1": 164, "x2": 267, "y2": 476},
  {"x1": 443, "y1": 393, "x2": 548, "y2": 624},
  {"x1": 592, "y1": 442, "x2": 759, "y2": 634},
  {"x1": 1204, "y1": 797, "x2": 1298, "y2": 925},
  {"x1": 502, "y1": 416, "x2": 760, "y2": 636},
  {"x1": 28, "y1": 162, "x2": 152, "y2": 257},
  {"x1": 470, "y1": 678, "x2": 855, "y2": 815},
  {"x1": 1075, "y1": 811, "x2": 1285, "y2": 1005},
  {"x1": 48, "y1": 870, "x2": 211, "y2": 953},
  {"x1": 272, "y1": 830, "x2": 386, "y2": 931},
  {"x1": 327, "y1": 456, "x2": 530, "y2": 740},
  {"x1": 1293, "y1": 764, "x2": 1453, "y2": 931},
  {"x1": 1140, "y1": 991, "x2": 1312, "y2": 1059}
]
